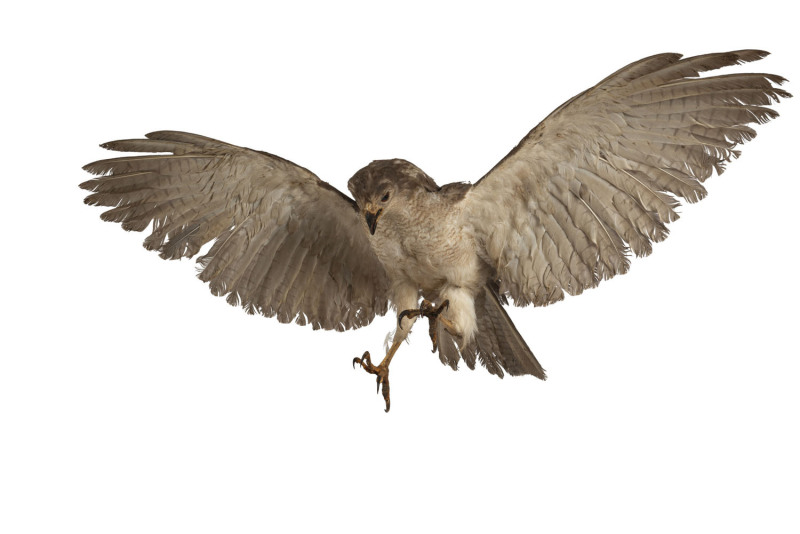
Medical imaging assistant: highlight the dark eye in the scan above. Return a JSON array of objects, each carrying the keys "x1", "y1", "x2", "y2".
[{"x1": 381, "y1": 192, "x2": 390, "y2": 202}]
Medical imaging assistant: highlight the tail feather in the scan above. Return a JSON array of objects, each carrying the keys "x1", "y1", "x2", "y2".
[{"x1": 437, "y1": 283, "x2": 546, "y2": 380}]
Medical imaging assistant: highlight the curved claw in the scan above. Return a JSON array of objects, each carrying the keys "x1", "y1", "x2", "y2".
[
  {"x1": 353, "y1": 340, "x2": 402, "y2": 413},
  {"x1": 398, "y1": 299, "x2": 450, "y2": 328},
  {"x1": 378, "y1": 375, "x2": 390, "y2": 412},
  {"x1": 353, "y1": 351, "x2": 371, "y2": 369},
  {"x1": 353, "y1": 352, "x2": 391, "y2": 412},
  {"x1": 396, "y1": 299, "x2": 455, "y2": 355},
  {"x1": 397, "y1": 309, "x2": 414, "y2": 327}
]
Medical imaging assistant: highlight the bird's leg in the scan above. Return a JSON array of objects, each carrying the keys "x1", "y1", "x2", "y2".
[
  {"x1": 398, "y1": 299, "x2": 458, "y2": 353},
  {"x1": 352, "y1": 338, "x2": 403, "y2": 413}
]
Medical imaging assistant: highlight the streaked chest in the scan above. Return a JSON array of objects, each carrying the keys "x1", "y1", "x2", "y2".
[{"x1": 368, "y1": 193, "x2": 478, "y2": 290}]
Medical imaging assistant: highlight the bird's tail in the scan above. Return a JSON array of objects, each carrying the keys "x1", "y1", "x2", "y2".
[{"x1": 436, "y1": 283, "x2": 546, "y2": 379}]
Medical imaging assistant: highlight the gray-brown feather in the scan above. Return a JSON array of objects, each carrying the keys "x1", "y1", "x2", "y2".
[
  {"x1": 81, "y1": 131, "x2": 390, "y2": 331},
  {"x1": 467, "y1": 50, "x2": 790, "y2": 308}
]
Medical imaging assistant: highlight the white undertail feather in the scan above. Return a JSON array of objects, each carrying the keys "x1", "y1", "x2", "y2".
[{"x1": 439, "y1": 286, "x2": 478, "y2": 348}]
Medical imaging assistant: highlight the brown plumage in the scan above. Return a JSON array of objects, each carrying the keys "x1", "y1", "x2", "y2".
[
  {"x1": 81, "y1": 50, "x2": 789, "y2": 411},
  {"x1": 82, "y1": 133, "x2": 389, "y2": 331}
]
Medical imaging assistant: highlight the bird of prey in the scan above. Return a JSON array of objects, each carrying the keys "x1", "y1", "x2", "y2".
[{"x1": 81, "y1": 50, "x2": 789, "y2": 412}]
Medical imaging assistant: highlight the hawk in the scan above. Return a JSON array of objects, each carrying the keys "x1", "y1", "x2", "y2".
[{"x1": 81, "y1": 50, "x2": 789, "y2": 411}]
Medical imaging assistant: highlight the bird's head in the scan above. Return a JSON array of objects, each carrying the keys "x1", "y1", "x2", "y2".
[{"x1": 348, "y1": 159, "x2": 438, "y2": 235}]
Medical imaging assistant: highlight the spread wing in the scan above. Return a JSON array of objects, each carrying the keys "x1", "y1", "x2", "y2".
[
  {"x1": 81, "y1": 131, "x2": 390, "y2": 331},
  {"x1": 465, "y1": 50, "x2": 789, "y2": 307}
]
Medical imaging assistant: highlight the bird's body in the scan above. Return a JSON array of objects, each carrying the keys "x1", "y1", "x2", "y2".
[
  {"x1": 354, "y1": 162, "x2": 484, "y2": 347},
  {"x1": 81, "y1": 50, "x2": 790, "y2": 411},
  {"x1": 367, "y1": 174, "x2": 475, "y2": 295}
]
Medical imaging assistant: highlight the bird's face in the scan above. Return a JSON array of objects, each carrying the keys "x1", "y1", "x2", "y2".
[
  {"x1": 362, "y1": 184, "x2": 396, "y2": 235},
  {"x1": 348, "y1": 159, "x2": 437, "y2": 236}
]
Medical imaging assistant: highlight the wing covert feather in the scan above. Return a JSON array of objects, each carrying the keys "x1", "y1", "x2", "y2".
[
  {"x1": 81, "y1": 131, "x2": 389, "y2": 330},
  {"x1": 466, "y1": 50, "x2": 789, "y2": 307}
]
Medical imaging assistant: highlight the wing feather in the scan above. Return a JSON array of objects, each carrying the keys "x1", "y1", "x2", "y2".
[
  {"x1": 466, "y1": 50, "x2": 788, "y2": 306},
  {"x1": 82, "y1": 131, "x2": 389, "y2": 330}
]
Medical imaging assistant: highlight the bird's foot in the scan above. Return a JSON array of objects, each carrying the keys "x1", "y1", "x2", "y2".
[
  {"x1": 398, "y1": 299, "x2": 455, "y2": 353},
  {"x1": 353, "y1": 351, "x2": 392, "y2": 412}
]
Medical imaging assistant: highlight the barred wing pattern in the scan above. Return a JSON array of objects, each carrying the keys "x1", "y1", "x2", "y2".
[
  {"x1": 466, "y1": 50, "x2": 790, "y2": 307},
  {"x1": 81, "y1": 131, "x2": 389, "y2": 330}
]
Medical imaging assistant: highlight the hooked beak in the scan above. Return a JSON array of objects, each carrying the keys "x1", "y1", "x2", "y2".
[{"x1": 365, "y1": 208, "x2": 382, "y2": 235}]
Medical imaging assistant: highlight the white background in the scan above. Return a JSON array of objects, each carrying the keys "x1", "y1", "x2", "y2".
[{"x1": 1, "y1": 1, "x2": 797, "y2": 532}]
